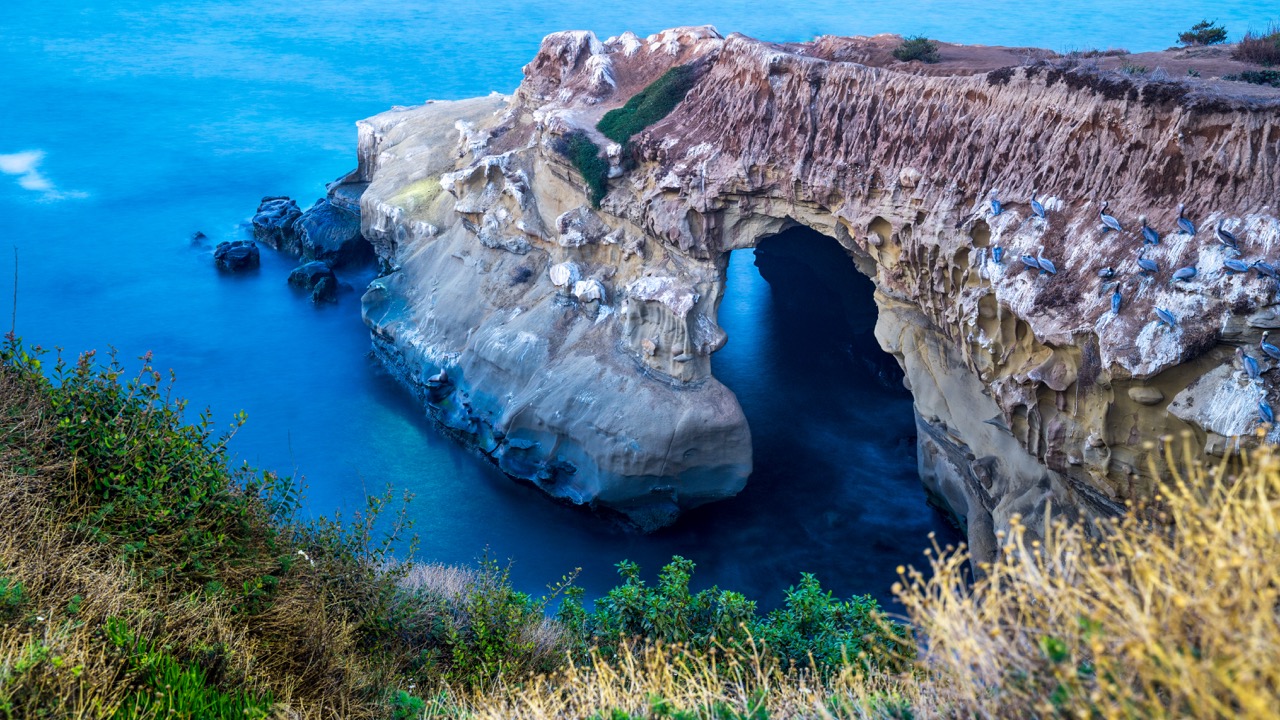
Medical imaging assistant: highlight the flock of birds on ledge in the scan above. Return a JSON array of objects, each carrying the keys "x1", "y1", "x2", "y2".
[{"x1": 985, "y1": 190, "x2": 1276, "y2": 427}]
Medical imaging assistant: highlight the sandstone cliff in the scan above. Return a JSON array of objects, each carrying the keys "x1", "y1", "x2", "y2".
[{"x1": 350, "y1": 27, "x2": 1280, "y2": 549}]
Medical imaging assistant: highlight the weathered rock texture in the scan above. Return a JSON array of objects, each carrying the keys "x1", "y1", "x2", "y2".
[{"x1": 354, "y1": 28, "x2": 1280, "y2": 545}]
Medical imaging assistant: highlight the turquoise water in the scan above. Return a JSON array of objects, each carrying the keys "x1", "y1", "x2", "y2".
[{"x1": 2, "y1": 1, "x2": 1274, "y2": 607}]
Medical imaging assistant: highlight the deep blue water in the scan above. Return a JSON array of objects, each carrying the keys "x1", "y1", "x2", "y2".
[{"x1": 3, "y1": 1, "x2": 1275, "y2": 609}]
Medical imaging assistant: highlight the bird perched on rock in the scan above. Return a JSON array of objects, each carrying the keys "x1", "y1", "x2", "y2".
[
  {"x1": 1156, "y1": 308, "x2": 1177, "y2": 328},
  {"x1": 990, "y1": 190, "x2": 1002, "y2": 216},
  {"x1": 1224, "y1": 259, "x2": 1250, "y2": 273},
  {"x1": 1237, "y1": 347, "x2": 1261, "y2": 380},
  {"x1": 1261, "y1": 400, "x2": 1275, "y2": 425},
  {"x1": 1030, "y1": 190, "x2": 1046, "y2": 219},
  {"x1": 1176, "y1": 203, "x2": 1197, "y2": 236},
  {"x1": 1036, "y1": 247, "x2": 1057, "y2": 275},
  {"x1": 992, "y1": 246, "x2": 1003, "y2": 264},
  {"x1": 1253, "y1": 261, "x2": 1277, "y2": 279},
  {"x1": 1138, "y1": 256, "x2": 1159, "y2": 274},
  {"x1": 1172, "y1": 266, "x2": 1197, "y2": 282},
  {"x1": 1143, "y1": 219, "x2": 1164, "y2": 246},
  {"x1": 1216, "y1": 219, "x2": 1240, "y2": 251},
  {"x1": 1098, "y1": 266, "x2": 1116, "y2": 279},
  {"x1": 1100, "y1": 201, "x2": 1123, "y2": 233},
  {"x1": 1261, "y1": 332, "x2": 1280, "y2": 361},
  {"x1": 1111, "y1": 288, "x2": 1122, "y2": 314},
  {"x1": 1021, "y1": 254, "x2": 1040, "y2": 271}
]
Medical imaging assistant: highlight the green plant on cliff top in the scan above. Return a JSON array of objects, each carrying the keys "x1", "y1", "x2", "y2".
[
  {"x1": 597, "y1": 64, "x2": 699, "y2": 145},
  {"x1": 1178, "y1": 19, "x2": 1228, "y2": 46},
  {"x1": 892, "y1": 36, "x2": 940, "y2": 64},
  {"x1": 1233, "y1": 23, "x2": 1280, "y2": 66}
]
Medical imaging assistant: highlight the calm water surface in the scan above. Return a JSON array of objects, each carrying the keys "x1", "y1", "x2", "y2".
[{"x1": 2, "y1": 1, "x2": 1274, "y2": 607}]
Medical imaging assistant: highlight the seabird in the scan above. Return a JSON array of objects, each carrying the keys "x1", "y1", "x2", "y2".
[
  {"x1": 1111, "y1": 288, "x2": 1122, "y2": 314},
  {"x1": 1036, "y1": 247, "x2": 1057, "y2": 275},
  {"x1": 1176, "y1": 203, "x2": 1196, "y2": 236},
  {"x1": 1138, "y1": 257, "x2": 1159, "y2": 274},
  {"x1": 990, "y1": 190, "x2": 1002, "y2": 216},
  {"x1": 1098, "y1": 266, "x2": 1116, "y2": 279},
  {"x1": 1172, "y1": 266, "x2": 1197, "y2": 282},
  {"x1": 1262, "y1": 332, "x2": 1280, "y2": 361},
  {"x1": 1155, "y1": 307, "x2": 1177, "y2": 328},
  {"x1": 1254, "y1": 261, "x2": 1277, "y2": 279},
  {"x1": 1140, "y1": 216, "x2": 1160, "y2": 245},
  {"x1": 1237, "y1": 347, "x2": 1261, "y2": 380},
  {"x1": 1261, "y1": 400, "x2": 1275, "y2": 425},
  {"x1": 992, "y1": 246, "x2": 1003, "y2": 264},
  {"x1": 1100, "y1": 201, "x2": 1123, "y2": 233},
  {"x1": 1224, "y1": 259, "x2": 1251, "y2": 273},
  {"x1": 1030, "y1": 190, "x2": 1046, "y2": 219},
  {"x1": 1216, "y1": 219, "x2": 1240, "y2": 251},
  {"x1": 1021, "y1": 254, "x2": 1041, "y2": 271}
]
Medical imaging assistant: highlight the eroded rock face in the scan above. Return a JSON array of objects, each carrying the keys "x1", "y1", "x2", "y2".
[{"x1": 354, "y1": 28, "x2": 1280, "y2": 543}]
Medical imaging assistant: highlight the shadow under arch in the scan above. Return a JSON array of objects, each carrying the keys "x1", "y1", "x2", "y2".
[{"x1": 687, "y1": 222, "x2": 962, "y2": 606}]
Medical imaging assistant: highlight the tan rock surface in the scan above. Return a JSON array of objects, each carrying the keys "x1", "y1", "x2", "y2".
[{"x1": 352, "y1": 28, "x2": 1280, "y2": 546}]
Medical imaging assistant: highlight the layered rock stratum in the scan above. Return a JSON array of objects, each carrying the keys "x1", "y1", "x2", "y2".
[{"x1": 345, "y1": 27, "x2": 1280, "y2": 549}]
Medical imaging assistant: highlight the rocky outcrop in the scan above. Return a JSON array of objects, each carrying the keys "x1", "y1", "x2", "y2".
[
  {"x1": 213, "y1": 240, "x2": 260, "y2": 272},
  {"x1": 352, "y1": 28, "x2": 1280, "y2": 544},
  {"x1": 252, "y1": 194, "x2": 372, "y2": 268}
]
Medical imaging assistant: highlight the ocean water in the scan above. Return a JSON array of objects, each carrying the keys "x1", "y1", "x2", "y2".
[{"x1": 2, "y1": 1, "x2": 1274, "y2": 608}]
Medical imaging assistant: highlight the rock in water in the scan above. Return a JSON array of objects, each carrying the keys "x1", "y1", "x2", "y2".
[
  {"x1": 213, "y1": 240, "x2": 260, "y2": 271},
  {"x1": 288, "y1": 261, "x2": 338, "y2": 303},
  {"x1": 296, "y1": 197, "x2": 371, "y2": 268},
  {"x1": 251, "y1": 196, "x2": 303, "y2": 253},
  {"x1": 347, "y1": 27, "x2": 1280, "y2": 539}
]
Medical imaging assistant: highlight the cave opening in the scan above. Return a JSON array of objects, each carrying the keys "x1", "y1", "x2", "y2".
[{"x1": 693, "y1": 223, "x2": 962, "y2": 602}]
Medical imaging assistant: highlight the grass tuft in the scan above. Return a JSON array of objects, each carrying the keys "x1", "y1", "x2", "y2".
[{"x1": 1233, "y1": 23, "x2": 1280, "y2": 66}]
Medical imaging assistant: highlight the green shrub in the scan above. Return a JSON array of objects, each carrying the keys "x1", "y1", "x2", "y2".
[
  {"x1": 892, "y1": 36, "x2": 940, "y2": 64},
  {"x1": 597, "y1": 65, "x2": 699, "y2": 145},
  {"x1": 1233, "y1": 24, "x2": 1280, "y2": 66},
  {"x1": 0, "y1": 578, "x2": 25, "y2": 619},
  {"x1": 552, "y1": 131, "x2": 609, "y2": 208},
  {"x1": 1178, "y1": 19, "x2": 1228, "y2": 46},
  {"x1": 562, "y1": 557, "x2": 908, "y2": 678},
  {"x1": 1223, "y1": 69, "x2": 1280, "y2": 87},
  {"x1": 1120, "y1": 62, "x2": 1149, "y2": 75}
]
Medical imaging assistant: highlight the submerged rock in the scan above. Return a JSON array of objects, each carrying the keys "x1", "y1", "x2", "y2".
[
  {"x1": 287, "y1": 261, "x2": 338, "y2": 303},
  {"x1": 213, "y1": 240, "x2": 260, "y2": 271}
]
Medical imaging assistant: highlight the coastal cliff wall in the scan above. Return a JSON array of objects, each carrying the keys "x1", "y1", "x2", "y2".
[{"x1": 352, "y1": 27, "x2": 1280, "y2": 550}]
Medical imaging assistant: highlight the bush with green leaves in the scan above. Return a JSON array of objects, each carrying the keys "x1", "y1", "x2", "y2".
[
  {"x1": 597, "y1": 65, "x2": 699, "y2": 145},
  {"x1": 1178, "y1": 19, "x2": 1228, "y2": 46},
  {"x1": 1223, "y1": 69, "x2": 1280, "y2": 87},
  {"x1": 560, "y1": 556, "x2": 909, "y2": 677},
  {"x1": 892, "y1": 36, "x2": 940, "y2": 64},
  {"x1": 552, "y1": 131, "x2": 609, "y2": 208}
]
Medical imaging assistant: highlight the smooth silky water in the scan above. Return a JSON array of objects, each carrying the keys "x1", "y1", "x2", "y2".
[{"x1": 3, "y1": 0, "x2": 1274, "y2": 608}]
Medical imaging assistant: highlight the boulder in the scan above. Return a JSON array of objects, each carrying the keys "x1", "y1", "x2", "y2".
[
  {"x1": 213, "y1": 240, "x2": 260, "y2": 271},
  {"x1": 296, "y1": 198, "x2": 372, "y2": 268},
  {"x1": 288, "y1": 261, "x2": 338, "y2": 303},
  {"x1": 251, "y1": 196, "x2": 303, "y2": 253}
]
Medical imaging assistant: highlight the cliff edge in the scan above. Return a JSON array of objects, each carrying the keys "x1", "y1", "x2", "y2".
[{"x1": 349, "y1": 28, "x2": 1280, "y2": 546}]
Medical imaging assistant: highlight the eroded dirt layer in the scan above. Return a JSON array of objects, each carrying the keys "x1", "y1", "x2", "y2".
[{"x1": 353, "y1": 27, "x2": 1280, "y2": 545}]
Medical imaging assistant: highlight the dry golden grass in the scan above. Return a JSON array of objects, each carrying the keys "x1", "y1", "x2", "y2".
[{"x1": 447, "y1": 434, "x2": 1280, "y2": 719}]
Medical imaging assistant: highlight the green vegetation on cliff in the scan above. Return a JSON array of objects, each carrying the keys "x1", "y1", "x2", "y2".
[
  {"x1": 553, "y1": 131, "x2": 610, "y2": 208},
  {"x1": 2, "y1": 337, "x2": 1277, "y2": 718},
  {"x1": 596, "y1": 65, "x2": 699, "y2": 145}
]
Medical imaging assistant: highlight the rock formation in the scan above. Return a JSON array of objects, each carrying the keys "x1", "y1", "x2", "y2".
[
  {"x1": 214, "y1": 240, "x2": 260, "y2": 272},
  {"x1": 349, "y1": 27, "x2": 1280, "y2": 548}
]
